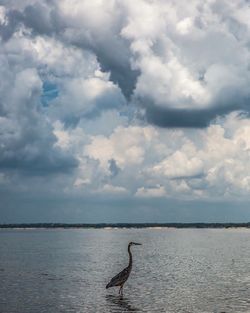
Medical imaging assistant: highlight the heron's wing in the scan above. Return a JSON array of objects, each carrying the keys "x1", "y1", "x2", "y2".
[{"x1": 106, "y1": 267, "x2": 130, "y2": 288}]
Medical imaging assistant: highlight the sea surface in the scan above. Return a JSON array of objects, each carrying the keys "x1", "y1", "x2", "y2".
[{"x1": 0, "y1": 228, "x2": 250, "y2": 313}]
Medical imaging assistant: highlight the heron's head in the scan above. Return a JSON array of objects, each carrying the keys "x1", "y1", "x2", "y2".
[{"x1": 129, "y1": 242, "x2": 142, "y2": 246}]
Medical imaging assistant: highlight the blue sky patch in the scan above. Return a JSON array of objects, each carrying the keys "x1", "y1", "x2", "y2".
[{"x1": 41, "y1": 81, "x2": 59, "y2": 106}]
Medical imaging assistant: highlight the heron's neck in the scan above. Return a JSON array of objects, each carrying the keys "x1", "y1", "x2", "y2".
[{"x1": 128, "y1": 245, "x2": 132, "y2": 268}]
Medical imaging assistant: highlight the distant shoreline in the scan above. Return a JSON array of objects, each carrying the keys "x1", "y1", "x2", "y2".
[{"x1": 0, "y1": 223, "x2": 250, "y2": 229}]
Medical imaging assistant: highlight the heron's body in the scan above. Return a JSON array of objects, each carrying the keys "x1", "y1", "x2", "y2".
[{"x1": 106, "y1": 242, "x2": 141, "y2": 295}]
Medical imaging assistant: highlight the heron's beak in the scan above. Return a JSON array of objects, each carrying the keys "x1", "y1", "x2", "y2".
[{"x1": 133, "y1": 242, "x2": 142, "y2": 245}]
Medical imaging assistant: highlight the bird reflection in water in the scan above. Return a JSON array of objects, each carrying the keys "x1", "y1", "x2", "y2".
[{"x1": 106, "y1": 294, "x2": 139, "y2": 312}]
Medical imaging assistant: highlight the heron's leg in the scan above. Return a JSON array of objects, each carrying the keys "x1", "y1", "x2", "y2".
[{"x1": 120, "y1": 285, "x2": 124, "y2": 296}]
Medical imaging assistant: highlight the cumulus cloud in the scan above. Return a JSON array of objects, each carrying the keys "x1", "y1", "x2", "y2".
[
  {"x1": 2, "y1": 0, "x2": 250, "y2": 127},
  {"x1": 84, "y1": 126, "x2": 157, "y2": 171},
  {"x1": 0, "y1": 58, "x2": 77, "y2": 174},
  {"x1": 124, "y1": 0, "x2": 250, "y2": 127},
  {"x1": 1, "y1": 0, "x2": 250, "y2": 222},
  {"x1": 150, "y1": 150, "x2": 204, "y2": 179},
  {"x1": 57, "y1": 112, "x2": 250, "y2": 201}
]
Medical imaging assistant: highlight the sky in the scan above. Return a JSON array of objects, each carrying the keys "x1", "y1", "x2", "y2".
[{"x1": 1, "y1": 0, "x2": 250, "y2": 223}]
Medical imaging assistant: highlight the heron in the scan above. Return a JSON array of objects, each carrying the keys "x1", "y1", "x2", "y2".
[{"x1": 106, "y1": 242, "x2": 142, "y2": 296}]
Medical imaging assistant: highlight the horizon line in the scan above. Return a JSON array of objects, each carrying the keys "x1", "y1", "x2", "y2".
[{"x1": 1, "y1": 222, "x2": 250, "y2": 229}]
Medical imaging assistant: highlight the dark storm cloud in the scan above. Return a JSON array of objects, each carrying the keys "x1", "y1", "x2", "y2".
[
  {"x1": 0, "y1": 3, "x2": 63, "y2": 40},
  {"x1": 62, "y1": 21, "x2": 139, "y2": 100},
  {"x1": 146, "y1": 106, "x2": 214, "y2": 128},
  {"x1": 0, "y1": 113, "x2": 78, "y2": 175},
  {"x1": 0, "y1": 149, "x2": 78, "y2": 175},
  {"x1": 96, "y1": 52, "x2": 139, "y2": 100},
  {"x1": 143, "y1": 90, "x2": 250, "y2": 128},
  {"x1": 0, "y1": 9, "x2": 22, "y2": 41},
  {"x1": 92, "y1": 41, "x2": 139, "y2": 100},
  {"x1": 23, "y1": 3, "x2": 63, "y2": 36},
  {"x1": 69, "y1": 29, "x2": 139, "y2": 99}
]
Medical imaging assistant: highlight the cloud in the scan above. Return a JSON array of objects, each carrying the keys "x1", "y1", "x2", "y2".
[
  {"x1": 109, "y1": 159, "x2": 120, "y2": 177},
  {"x1": 124, "y1": 1, "x2": 250, "y2": 127},
  {"x1": 84, "y1": 126, "x2": 157, "y2": 171},
  {"x1": 1, "y1": 0, "x2": 250, "y2": 222},
  {"x1": 61, "y1": 112, "x2": 250, "y2": 201},
  {"x1": 2, "y1": 0, "x2": 250, "y2": 127},
  {"x1": 98, "y1": 184, "x2": 128, "y2": 195},
  {"x1": 50, "y1": 71, "x2": 126, "y2": 125},
  {"x1": 0, "y1": 38, "x2": 78, "y2": 174},
  {"x1": 150, "y1": 150, "x2": 204, "y2": 179},
  {"x1": 135, "y1": 185, "x2": 166, "y2": 198}
]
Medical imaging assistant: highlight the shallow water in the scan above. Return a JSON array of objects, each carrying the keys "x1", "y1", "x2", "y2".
[{"x1": 0, "y1": 228, "x2": 250, "y2": 313}]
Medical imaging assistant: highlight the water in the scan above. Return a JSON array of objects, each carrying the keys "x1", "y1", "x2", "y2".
[{"x1": 0, "y1": 228, "x2": 250, "y2": 313}]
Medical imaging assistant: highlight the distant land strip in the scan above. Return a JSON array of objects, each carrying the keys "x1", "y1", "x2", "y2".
[{"x1": 1, "y1": 223, "x2": 250, "y2": 229}]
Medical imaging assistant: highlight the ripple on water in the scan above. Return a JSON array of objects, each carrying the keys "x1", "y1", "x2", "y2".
[{"x1": 0, "y1": 228, "x2": 250, "y2": 312}]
